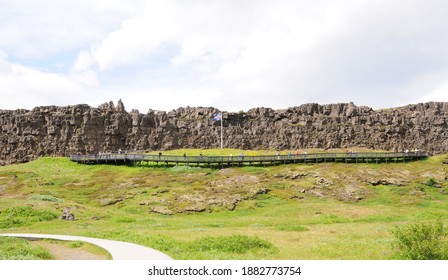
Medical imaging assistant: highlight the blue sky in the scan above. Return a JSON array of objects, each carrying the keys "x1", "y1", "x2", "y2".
[{"x1": 1, "y1": 0, "x2": 448, "y2": 112}]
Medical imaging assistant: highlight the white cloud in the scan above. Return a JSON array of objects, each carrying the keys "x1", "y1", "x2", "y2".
[
  {"x1": 73, "y1": 51, "x2": 95, "y2": 73},
  {"x1": 88, "y1": 1, "x2": 180, "y2": 70},
  {"x1": 1, "y1": 0, "x2": 448, "y2": 112},
  {"x1": 417, "y1": 86, "x2": 448, "y2": 103},
  {"x1": 0, "y1": 0, "x2": 145, "y2": 59},
  {"x1": 0, "y1": 50, "x2": 12, "y2": 74},
  {"x1": 411, "y1": 69, "x2": 448, "y2": 104},
  {"x1": 70, "y1": 70, "x2": 99, "y2": 88},
  {"x1": 0, "y1": 55, "x2": 97, "y2": 109}
]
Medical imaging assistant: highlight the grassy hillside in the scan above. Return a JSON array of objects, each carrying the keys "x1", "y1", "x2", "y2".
[{"x1": 0, "y1": 149, "x2": 447, "y2": 259}]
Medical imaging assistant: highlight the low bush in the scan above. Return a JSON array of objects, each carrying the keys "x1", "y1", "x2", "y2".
[
  {"x1": 0, "y1": 206, "x2": 58, "y2": 228},
  {"x1": 391, "y1": 220, "x2": 448, "y2": 260},
  {"x1": 425, "y1": 178, "x2": 437, "y2": 187}
]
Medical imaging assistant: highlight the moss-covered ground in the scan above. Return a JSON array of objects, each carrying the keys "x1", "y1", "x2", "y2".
[{"x1": 1, "y1": 149, "x2": 447, "y2": 259}]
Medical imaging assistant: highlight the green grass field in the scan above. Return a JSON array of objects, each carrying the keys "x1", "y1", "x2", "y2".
[
  {"x1": 0, "y1": 236, "x2": 52, "y2": 260},
  {"x1": 1, "y1": 149, "x2": 447, "y2": 259}
]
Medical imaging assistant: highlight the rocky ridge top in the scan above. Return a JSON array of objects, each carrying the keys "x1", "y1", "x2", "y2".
[{"x1": 0, "y1": 101, "x2": 447, "y2": 165}]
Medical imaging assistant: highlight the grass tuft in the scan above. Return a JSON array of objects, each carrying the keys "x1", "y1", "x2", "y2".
[
  {"x1": 188, "y1": 235, "x2": 275, "y2": 254},
  {"x1": 0, "y1": 237, "x2": 52, "y2": 260},
  {"x1": 67, "y1": 241, "x2": 84, "y2": 248},
  {"x1": 0, "y1": 206, "x2": 58, "y2": 228},
  {"x1": 113, "y1": 216, "x2": 137, "y2": 223},
  {"x1": 276, "y1": 225, "x2": 309, "y2": 232}
]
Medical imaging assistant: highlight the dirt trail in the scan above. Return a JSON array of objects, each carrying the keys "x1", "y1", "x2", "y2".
[{"x1": 33, "y1": 240, "x2": 110, "y2": 260}]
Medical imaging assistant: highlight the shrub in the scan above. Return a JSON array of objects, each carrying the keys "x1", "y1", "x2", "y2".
[
  {"x1": 425, "y1": 178, "x2": 438, "y2": 187},
  {"x1": 391, "y1": 221, "x2": 448, "y2": 260},
  {"x1": 0, "y1": 206, "x2": 58, "y2": 228}
]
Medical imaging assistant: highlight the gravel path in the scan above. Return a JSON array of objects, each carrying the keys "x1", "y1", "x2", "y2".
[{"x1": 0, "y1": 233, "x2": 173, "y2": 260}]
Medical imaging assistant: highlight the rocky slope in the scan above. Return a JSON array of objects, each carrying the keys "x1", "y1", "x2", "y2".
[{"x1": 0, "y1": 100, "x2": 447, "y2": 165}]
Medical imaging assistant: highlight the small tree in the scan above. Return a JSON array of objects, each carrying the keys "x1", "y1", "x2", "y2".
[
  {"x1": 426, "y1": 177, "x2": 437, "y2": 187},
  {"x1": 391, "y1": 221, "x2": 448, "y2": 260}
]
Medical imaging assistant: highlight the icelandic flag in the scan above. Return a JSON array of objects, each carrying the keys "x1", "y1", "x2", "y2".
[{"x1": 213, "y1": 112, "x2": 222, "y2": 121}]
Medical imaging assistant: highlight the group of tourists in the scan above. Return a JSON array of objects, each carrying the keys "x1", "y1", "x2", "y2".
[
  {"x1": 228, "y1": 153, "x2": 245, "y2": 161},
  {"x1": 404, "y1": 148, "x2": 419, "y2": 154}
]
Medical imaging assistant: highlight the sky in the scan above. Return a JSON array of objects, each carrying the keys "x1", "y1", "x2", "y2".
[{"x1": 1, "y1": 0, "x2": 448, "y2": 113}]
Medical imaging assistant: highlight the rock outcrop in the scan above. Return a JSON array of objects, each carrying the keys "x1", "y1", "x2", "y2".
[{"x1": 1, "y1": 100, "x2": 447, "y2": 165}]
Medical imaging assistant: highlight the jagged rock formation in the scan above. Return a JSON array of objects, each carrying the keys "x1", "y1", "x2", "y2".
[{"x1": 0, "y1": 100, "x2": 447, "y2": 165}]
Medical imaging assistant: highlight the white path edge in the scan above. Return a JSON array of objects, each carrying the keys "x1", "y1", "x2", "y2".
[{"x1": 0, "y1": 233, "x2": 173, "y2": 260}]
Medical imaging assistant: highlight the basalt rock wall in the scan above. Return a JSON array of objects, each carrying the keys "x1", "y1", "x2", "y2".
[{"x1": 1, "y1": 100, "x2": 447, "y2": 165}]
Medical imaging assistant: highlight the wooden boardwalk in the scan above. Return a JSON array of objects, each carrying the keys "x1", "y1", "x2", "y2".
[{"x1": 70, "y1": 151, "x2": 429, "y2": 167}]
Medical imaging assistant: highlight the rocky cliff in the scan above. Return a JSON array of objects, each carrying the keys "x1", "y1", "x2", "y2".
[{"x1": 1, "y1": 100, "x2": 447, "y2": 165}]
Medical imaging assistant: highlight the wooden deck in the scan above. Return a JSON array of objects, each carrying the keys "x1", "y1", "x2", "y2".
[{"x1": 70, "y1": 151, "x2": 429, "y2": 167}]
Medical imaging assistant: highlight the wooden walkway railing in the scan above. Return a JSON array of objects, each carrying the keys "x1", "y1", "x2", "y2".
[{"x1": 70, "y1": 151, "x2": 430, "y2": 167}]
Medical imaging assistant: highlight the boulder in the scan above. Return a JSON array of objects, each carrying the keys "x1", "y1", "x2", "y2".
[{"x1": 59, "y1": 207, "x2": 75, "y2": 221}]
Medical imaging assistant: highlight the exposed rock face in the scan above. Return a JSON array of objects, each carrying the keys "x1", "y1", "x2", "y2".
[{"x1": 1, "y1": 101, "x2": 447, "y2": 165}]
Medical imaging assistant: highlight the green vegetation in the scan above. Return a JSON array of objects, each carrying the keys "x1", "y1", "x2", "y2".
[
  {"x1": 425, "y1": 177, "x2": 438, "y2": 187},
  {"x1": 391, "y1": 221, "x2": 448, "y2": 260},
  {"x1": 67, "y1": 241, "x2": 84, "y2": 248},
  {"x1": 29, "y1": 194, "x2": 64, "y2": 203},
  {"x1": 0, "y1": 206, "x2": 58, "y2": 228},
  {"x1": 0, "y1": 150, "x2": 448, "y2": 259},
  {"x1": 188, "y1": 235, "x2": 274, "y2": 254},
  {"x1": 0, "y1": 237, "x2": 52, "y2": 260},
  {"x1": 88, "y1": 230, "x2": 275, "y2": 259}
]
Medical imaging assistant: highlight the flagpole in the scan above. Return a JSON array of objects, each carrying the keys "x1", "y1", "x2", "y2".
[{"x1": 220, "y1": 112, "x2": 223, "y2": 150}]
